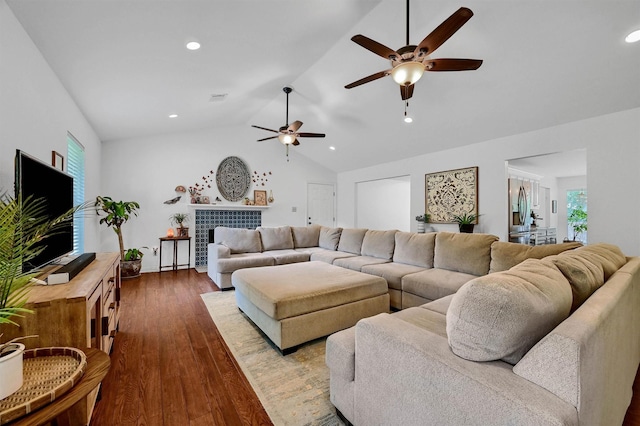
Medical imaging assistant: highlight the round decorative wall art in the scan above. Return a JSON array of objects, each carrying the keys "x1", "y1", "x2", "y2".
[{"x1": 216, "y1": 156, "x2": 251, "y2": 202}]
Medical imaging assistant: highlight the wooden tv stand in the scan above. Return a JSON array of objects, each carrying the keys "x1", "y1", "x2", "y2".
[{"x1": 0, "y1": 252, "x2": 121, "y2": 425}]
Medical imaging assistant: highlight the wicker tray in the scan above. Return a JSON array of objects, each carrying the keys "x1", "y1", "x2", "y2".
[{"x1": 0, "y1": 347, "x2": 87, "y2": 425}]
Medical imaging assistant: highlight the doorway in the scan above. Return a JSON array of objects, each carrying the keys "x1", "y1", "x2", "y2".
[
  {"x1": 355, "y1": 176, "x2": 410, "y2": 231},
  {"x1": 307, "y1": 183, "x2": 335, "y2": 227}
]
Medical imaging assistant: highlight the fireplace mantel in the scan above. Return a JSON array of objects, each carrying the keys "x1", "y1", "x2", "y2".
[{"x1": 188, "y1": 204, "x2": 269, "y2": 211}]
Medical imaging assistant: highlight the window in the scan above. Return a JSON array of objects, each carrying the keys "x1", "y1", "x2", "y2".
[
  {"x1": 67, "y1": 133, "x2": 85, "y2": 254},
  {"x1": 567, "y1": 189, "x2": 587, "y2": 243}
]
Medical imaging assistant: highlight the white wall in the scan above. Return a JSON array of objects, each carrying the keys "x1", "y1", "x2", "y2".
[
  {"x1": 0, "y1": 1, "x2": 102, "y2": 252},
  {"x1": 337, "y1": 108, "x2": 640, "y2": 256},
  {"x1": 356, "y1": 176, "x2": 410, "y2": 231},
  {"x1": 100, "y1": 127, "x2": 336, "y2": 272}
]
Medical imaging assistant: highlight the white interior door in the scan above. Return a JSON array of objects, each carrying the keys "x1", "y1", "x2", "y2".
[{"x1": 307, "y1": 183, "x2": 335, "y2": 227}]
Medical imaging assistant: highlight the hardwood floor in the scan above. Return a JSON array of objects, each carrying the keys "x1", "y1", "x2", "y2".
[
  {"x1": 91, "y1": 268, "x2": 640, "y2": 426},
  {"x1": 90, "y1": 269, "x2": 272, "y2": 426}
]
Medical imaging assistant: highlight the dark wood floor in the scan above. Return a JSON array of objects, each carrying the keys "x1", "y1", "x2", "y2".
[
  {"x1": 91, "y1": 269, "x2": 640, "y2": 426},
  {"x1": 90, "y1": 269, "x2": 272, "y2": 426}
]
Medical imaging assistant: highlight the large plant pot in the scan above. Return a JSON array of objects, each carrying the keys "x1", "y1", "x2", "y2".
[
  {"x1": 121, "y1": 259, "x2": 142, "y2": 279},
  {"x1": 459, "y1": 224, "x2": 475, "y2": 233},
  {"x1": 0, "y1": 343, "x2": 25, "y2": 400}
]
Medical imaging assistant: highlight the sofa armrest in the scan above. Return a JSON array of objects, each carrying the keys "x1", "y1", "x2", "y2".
[
  {"x1": 353, "y1": 313, "x2": 577, "y2": 426},
  {"x1": 208, "y1": 242, "x2": 231, "y2": 260}
]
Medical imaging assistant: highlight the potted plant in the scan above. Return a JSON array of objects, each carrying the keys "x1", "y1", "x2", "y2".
[
  {"x1": 568, "y1": 206, "x2": 587, "y2": 242},
  {"x1": 169, "y1": 212, "x2": 190, "y2": 237},
  {"x1": 452, "y1": 211, "x2": 479, "y2": 233},
  {"x1": 415, "y1": 213, "x2": 431, "y2": 233},
  {"x1": 0, "y1": 193, "x2": 79, "y2": 399},
  {"x1": 95, "y1": 196, "x2": 141, "y2": 279}
]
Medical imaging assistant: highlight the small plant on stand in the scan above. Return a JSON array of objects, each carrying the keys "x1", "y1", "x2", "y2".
[
  {"x1": 452, "y1": 211, "x2": 479, "y2": 233},
  {"x1": 169, "y1": 213, "x2": 190, "y2": 237}
]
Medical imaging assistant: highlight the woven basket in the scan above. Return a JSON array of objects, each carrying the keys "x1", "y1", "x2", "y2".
[{"x1": 0, "y1": 347, "x2": 87, "y2": 425}]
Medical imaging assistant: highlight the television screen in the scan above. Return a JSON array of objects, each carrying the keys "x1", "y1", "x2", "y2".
[{"x1": 15, "y1": 150, "x2": 74, "y2": 272}]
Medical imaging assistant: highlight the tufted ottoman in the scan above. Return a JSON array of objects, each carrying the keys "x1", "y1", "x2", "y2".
[{"x1": 232, "y1": 261, "x2": 389, "y2": 354}]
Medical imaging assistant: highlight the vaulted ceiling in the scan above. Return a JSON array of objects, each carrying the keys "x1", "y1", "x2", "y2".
[{"x1": 6, "y1": 0, "x2": 640, "y2": 172}]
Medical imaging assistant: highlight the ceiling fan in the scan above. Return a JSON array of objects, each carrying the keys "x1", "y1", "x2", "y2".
[
  {"x1": 345, "y1": 2, "x2": 483, "y2": 101},
  {"x1": 251, "y1": 87, "x2": 326, "y2": 148}
]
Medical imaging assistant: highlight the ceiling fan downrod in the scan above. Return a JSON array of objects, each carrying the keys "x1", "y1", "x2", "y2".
[{"x1": 283, "y1": 86, "x2": 292, "y2": 127}]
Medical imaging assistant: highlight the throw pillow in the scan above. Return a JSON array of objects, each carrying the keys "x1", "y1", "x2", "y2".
[
  {"x1": 257, "y1": 226, "x2": 293, "y2": 251},
  {"x1": 214, "y1": 227, "x2": 262, "y2": 254},
  {"x1": 434, "y1": 232, "x2": 499, "y2": 276},
  {"x1": 446, "y1": 258, "x2": 572, "y2": 365},
  {"x1": 337, "y1": 228, "x2": 368, "y2": 255},
  {"x1": 393, "y1": 231, "x2": 436, "y2": 268},
  {"x1": 550, "y1": 252, "x2": 604, "y2": 311},
  {"x1": 361, "y1": 229, "x2": 397, "y2": 260},
  {"x1": 573, "y1": 243, "x2": 627, "y2": 280}
]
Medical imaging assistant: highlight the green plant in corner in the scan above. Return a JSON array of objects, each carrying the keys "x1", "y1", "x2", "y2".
[
  {"x1": 123, "y1": 247, "x2": 148, "y2": 261},
  {"x1": 568, "y1": 206, "x2": 587, "y2": 241},
  {"x1": 94, "y1": 196, "x2": 140, "y2": 260}
]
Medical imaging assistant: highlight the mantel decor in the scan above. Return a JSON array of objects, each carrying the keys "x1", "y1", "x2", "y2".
[
  {"x1": 425, "y1": 166, "x2": 478, "y2": 224},
  {"x1": 216, "y1": 156, "x2": 251, "y2": 202}
]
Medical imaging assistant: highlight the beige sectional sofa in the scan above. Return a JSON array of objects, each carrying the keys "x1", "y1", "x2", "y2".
[
  {"x1": 326, "y1": 243, "x2": 640, "y2": 425},
  {"x1": 208, "y1": 225, "x2": 579, "y2": 310}
]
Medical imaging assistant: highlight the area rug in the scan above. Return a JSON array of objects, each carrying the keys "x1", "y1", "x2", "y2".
[{"x1": 200, "y1": 291, "x2": 345, "y2": 426}]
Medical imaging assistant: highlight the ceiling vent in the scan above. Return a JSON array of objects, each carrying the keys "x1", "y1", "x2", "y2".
[{"x1": 209, "y1": 93, "x2": 228, "y2": 102}]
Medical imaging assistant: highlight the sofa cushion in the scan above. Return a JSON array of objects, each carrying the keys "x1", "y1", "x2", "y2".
[
  {"x1": 402, "y1": 268, "x2": 477, "y2": 302},
  {"x1": 393, "y1": 232, "x2": 436, "y2": 268},
  {"x1": 550, "y1": 252, "x2": 604, "y2": 311},
  {"x1": 338, "y1": 228, "x2": 368, "y2": 255},
  {"x1": 333, "y1": 255, "x2": 391, "y2": 272},
  {"x1": 216, "y1": 253, "x2": 275, "y2": 273},
  {"x1": 262, "y1": 249, "x2": 310, "y2": 265},
  {"x1": 291, "y1": 224, "x2": 321, "y2": 248},
  {"x1": 361, "y1": 262, "x2": 426, "y2": 290},
  {"x1": 361, "y1": 230, "x2": 397, "y2": 260},
  {"x1": 319, "y1": 226, "x2": 342, "y2": 250},
  {"x1": 489, "y1": 241, "x2": 582, "y2": 273},
  {"x1": 258, "y1": 226, "x2": 294, "y2": 251},
  {"x1": 573, "y1": 243, "x2": 627, "y2": 280},
  {"x1": 434, "y1": 232, "x2": 498, "y2": 276},
  {"x1": 214, "y1": 226, "x2": 262, "y2": 254},
  {"x1": 446, "y1": 258, "x2": 572, "y2": 364}
]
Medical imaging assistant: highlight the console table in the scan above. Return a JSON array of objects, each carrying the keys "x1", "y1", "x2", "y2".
[
  {"x1": 0, "y1": 252, "x2": 121, "y2": 425},
  {"x1": 159, "y1": 236, "x2": 191, "y2": 271}
]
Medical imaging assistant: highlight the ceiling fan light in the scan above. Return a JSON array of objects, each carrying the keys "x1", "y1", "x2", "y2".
[
  {"x1": 279, "y1": 134, "x2": 296, "y2": 145},
  {"x1": 391, "y1": 62, "x2": 425, "y2": 86}
]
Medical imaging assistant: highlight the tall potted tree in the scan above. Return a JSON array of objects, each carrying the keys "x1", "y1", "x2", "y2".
[
  {"x1": 95, "y1": 196, "x2": 142, "y2": 279},
  {"x1": 0, "y1": 193, "x2": 79, "y2": 399}
]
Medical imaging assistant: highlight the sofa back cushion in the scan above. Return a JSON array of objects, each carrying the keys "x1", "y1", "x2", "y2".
[
  {"x1": 214, "y1": 226, "x2": 262, "y2": 254},
  {"x1": 393, "y1": 232, "x2": 436, "y2": 268},
  {"x1": 338, "y1": 228, "x2": 368, "y2": 255},
  {"x1": 319, "y1": 226, "x2": 342, "y2": 250},
  {"x1": 446, "y1": 258, "x2": 572, "y2": 365},
  {"x1": 489, "y1": 241, "x2": 582, "y2": 273},
  {"x1": 258, "y1": 226, "x2": 294, "y2": 251},
  {"x1": 550, "y1": 252, "x2": 604, "y2": 311},
  {"x1": 291, "y1": 224, "x2": 321, "y2": 248},
  {"x1": 573, "y1": 243, "x2": 627, "y2": 280},
  {"x1": 434, "y1": 232, "x2": 499, "y2": 276},
  {"x1": 361, "y1": 230, "x2": 397, "y2": 260}
]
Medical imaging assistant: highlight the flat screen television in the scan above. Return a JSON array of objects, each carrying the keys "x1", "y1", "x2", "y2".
[{"x1": 14, "y1": 149, "x2": 74, "y2": 272}]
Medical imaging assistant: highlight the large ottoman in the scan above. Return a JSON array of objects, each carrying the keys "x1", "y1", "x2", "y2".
[{"x1": 232, "y1": 261, "x2": 389, "y2": 354}]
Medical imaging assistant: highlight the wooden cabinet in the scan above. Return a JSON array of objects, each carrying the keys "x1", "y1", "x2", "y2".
[{"x1": 0, "y1": 252, "x2": 121, "y2": 424}]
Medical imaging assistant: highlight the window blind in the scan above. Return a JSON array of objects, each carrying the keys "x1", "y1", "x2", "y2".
[{"x1": 67, "y1": 133, "x2": 85, "y2": 254}]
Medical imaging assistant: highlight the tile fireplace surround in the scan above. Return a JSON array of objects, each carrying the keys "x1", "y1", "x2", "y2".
[{"x1": 189, "y1": 204, "x2": 268, "y2": 267}]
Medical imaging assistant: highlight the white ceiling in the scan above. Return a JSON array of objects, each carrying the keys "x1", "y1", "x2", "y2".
[{"x1": 6, "y1": 0, "x2": 640, "y2": 172}]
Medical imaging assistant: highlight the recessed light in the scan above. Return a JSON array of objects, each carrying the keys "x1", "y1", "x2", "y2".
[
  {"x1": 329, "y1": 146, "x2": 336, "y2": 151},
  {"x1": 169, "y1": 114, "x2": 178, "y2": 118},
  {"x1": 626, "y1": 29, "x2": 640, "y2": 43},
  {"x1": 186, "y1": 41, "x2": 201, "y2": 50}
]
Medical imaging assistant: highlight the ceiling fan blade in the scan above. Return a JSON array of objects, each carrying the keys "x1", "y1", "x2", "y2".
[
  {"x1": 426, "y1": 58, "x2": 483, "y2": 71},
  {"x1": 288, "y1": 120, "x2": 303, "y2": 133},
  {"x1": 251, "y1": 124, "x2": 279, "y2": 133},
  {"x1": 400, "y1": 84, "x2": 414, "y2": 101},
  {"x1": 257, "y1": 135, "x2": 279, "y2": 142},
  {"x1": 345, "y1": 70, "x2": 391, "y2": 89},
  {"x1": 292, "y1": 140, "x2": 301, "y2": 146},
  {"x1": 351, "y1": 35, "x2": 400, "y2": 61},
  {"x1": 414, "y1": 7, "x2": 474, "y2": 58},
  {"x1": 297, "y1": 132, "x2": 326, "y2": 138}
]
